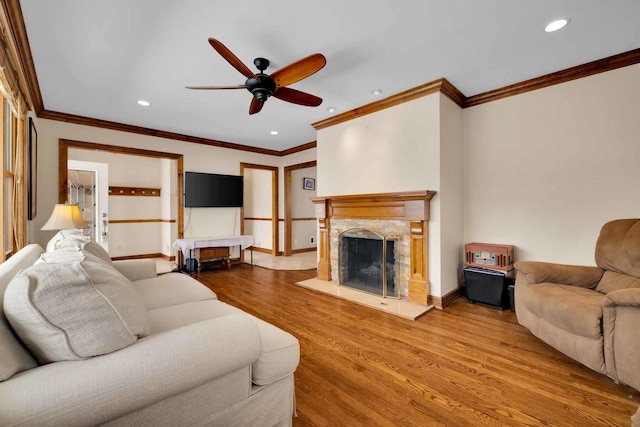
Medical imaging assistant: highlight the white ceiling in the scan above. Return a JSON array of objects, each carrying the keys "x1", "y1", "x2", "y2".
[{"x1": 19, "y1": 0, "x2": 640, "y2": 152}]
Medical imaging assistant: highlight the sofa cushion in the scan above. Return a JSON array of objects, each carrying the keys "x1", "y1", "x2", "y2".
[
  {"x1": 250, "y1": 315, "x2": 300, "y2": 386},
  {"x1": 147, "y1": 299, "x2": 299, "y2": 386},
  {"x1": 524, "y1": 283, "x2": 605, "y2": 339},
  {"x1": 4, "y1": 257, "x2": 150, "y2": 363},
  {"x1": 596, "y1": 271, "x2": 640, "y2": 294},
  {"x1": 133, "y1": 273, "x2": 217, "y2": 310},
  {"x1": 0, "y1": 244, "x2": 42, "y2": 381},
  {"x1": 147, "y1": 300, "x2": 242, "y2": 334}
]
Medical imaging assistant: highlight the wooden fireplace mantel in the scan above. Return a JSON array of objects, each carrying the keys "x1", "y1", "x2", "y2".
[{"x1": 312, "y1": 190, "x2": 437, "y2": 305}]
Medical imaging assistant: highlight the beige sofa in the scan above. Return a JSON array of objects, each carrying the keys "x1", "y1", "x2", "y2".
[
  {"x1": 514, "y1": 218, "x2": 640, "y2": 393},
  {"x1": 0, "y1": 238, "x2": 299, "y2": 426}
]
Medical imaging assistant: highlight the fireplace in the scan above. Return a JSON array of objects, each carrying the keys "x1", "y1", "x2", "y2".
[
  {"x1": 339, "y1": 229, "x2": 398, "y2": 298},
  {"x1": 312, "y1": 191, "x2": 436, "y2": 305}
]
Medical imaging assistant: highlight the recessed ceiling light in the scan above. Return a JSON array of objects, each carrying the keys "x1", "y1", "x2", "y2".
[
  {"x1": 137, "y1": 99, "x2": 150, "y2": 107},
  {"x1": 545, "y1": 18, "x2": 569, "y2": 32},
  {"x1": 270, "y1": 130, "x2": 279, "y2": 135},
  {"x1": 326, "y1": 106, "x2": 336, "y2": 113},
  {"x1": 372, "y1": 89, "x2": 383, "y2": 95}
]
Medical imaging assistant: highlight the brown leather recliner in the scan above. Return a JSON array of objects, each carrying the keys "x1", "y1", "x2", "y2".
[{"x1": 514, "y1": 218, "x2": 640, "y2": 392}]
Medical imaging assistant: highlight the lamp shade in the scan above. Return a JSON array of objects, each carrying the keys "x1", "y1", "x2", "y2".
[{"x1": 41, "y1": 204, "x2": 89, "y2": 230}]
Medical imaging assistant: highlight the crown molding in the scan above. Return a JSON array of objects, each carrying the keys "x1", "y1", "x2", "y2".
[
  {"x1": 312, "y1": 78, "x2": 464, "y2": 131},
  {"x1": 464, "y1": 48, "x2": 640, "y2": 107},
  {"x1": 278, "y1": 141, "x2": 317, "y2": 156},
  {"x1": 43, "y1": 110, "x2": 318, "y2": 156},
  {"x1": 5, "y1": 1, "x2": 640, "y2": 149},
  {"x1": 312, "y1": 47, "x2": 640, "y2": 130}
]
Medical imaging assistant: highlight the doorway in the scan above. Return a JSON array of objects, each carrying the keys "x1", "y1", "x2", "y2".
[
  {"x1": 58, "y1": 140, "x2": 183, "y2": 260},
  {"x1": 283, "y1": 160, "x2": 317, "y2": 256},
  {"x1": 240, "y1": 162, "x2": 278, "y2": 256},
  {"x1": 68, "y1": 160, "x2": 109, "y2": 251}
]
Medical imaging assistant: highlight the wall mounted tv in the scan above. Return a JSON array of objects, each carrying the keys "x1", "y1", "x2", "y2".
[{"x1": 184, "y1": 172, "x2": 244, "y2": 208}]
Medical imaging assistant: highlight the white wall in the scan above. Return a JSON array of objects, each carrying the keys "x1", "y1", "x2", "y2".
[
  {"x1": 439, "y1": 95, "x2": 464, "y2": 294},
  {"x1": 27, "y1": 118, "x2": 299, "y2": 252},
  {"x1": 291, "y1": 167, "x2": 316, "y2": 250},
  {"x1": 243, "y1": 168, "x2": 273, "y2": 250},
  {"x1": 159, "y1": 158, "x2": 175, "y2": 257},
  {"x1": 317, "y1": 95, "x2": 441, "y2": 197},
  {"x1": 463, "y1": 64, "x2": 640, "y2": 266}
]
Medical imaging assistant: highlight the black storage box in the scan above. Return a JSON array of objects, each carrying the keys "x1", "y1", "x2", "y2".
[
  {"x1": 463, "y1": 267, "x2": 510, "y2": 310},
  {"x1": 507, "y1": 283, "x2": 515, "y2": 312}
]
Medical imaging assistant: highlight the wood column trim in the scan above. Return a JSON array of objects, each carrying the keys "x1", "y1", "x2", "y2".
[
  {"x1": 317, "y1": 218, "x2": 331, "y2": 280},
  {"x1": 313, "y1": 198, "x2": 331, "y2": 280},
  {"x1": 408, "y1": 221, "x2": 429, "y2": 305}
]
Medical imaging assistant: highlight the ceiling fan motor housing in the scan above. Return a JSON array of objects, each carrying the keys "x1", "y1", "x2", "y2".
[{"x1": 246, "y1": 73, "x2": 276, "y2": 102}]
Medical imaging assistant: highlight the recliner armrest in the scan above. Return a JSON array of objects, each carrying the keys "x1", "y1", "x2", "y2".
[
  {"x1": 604, "y1": 288, "x2": 640, "y2": 307},
  {"x1": 112, "y1": 258, "x2": 158, "y2": 281},
  {"x1": 602, "y1": 287, "x2": 640, "y2": 391},
  {"x1": 514, "y1": 261, "x2": 603, "y2": 289}
]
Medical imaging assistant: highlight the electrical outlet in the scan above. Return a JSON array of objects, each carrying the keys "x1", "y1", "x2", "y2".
[{"x1": 310, "y1": 236, "x2": 316, "y2": 244}]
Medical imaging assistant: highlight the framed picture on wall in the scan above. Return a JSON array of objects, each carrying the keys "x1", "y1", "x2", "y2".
[
  {"x1": 27, "y1": 117, "x2": 37, "y2": 220},
  {"x1": 303, "y1": 177, "x2": 315, "y2": 191}
]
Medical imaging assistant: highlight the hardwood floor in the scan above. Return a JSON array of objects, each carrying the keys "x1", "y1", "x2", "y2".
[{"x1": 195, "y1": 265, "x2": 640, "y2": 427}]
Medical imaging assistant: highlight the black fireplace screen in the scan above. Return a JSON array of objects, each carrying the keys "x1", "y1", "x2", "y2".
[{"x1": 338, "y1": 229, "x2": 397, "y2": 297}]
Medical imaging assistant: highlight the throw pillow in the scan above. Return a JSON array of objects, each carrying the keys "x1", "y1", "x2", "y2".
[
  {"x1": 3, "y1": 257, "x2": 150, "y2": 363},
  {"x1": 35, "y1": 247, "x2": 86, "y2": 264},
  {"x1": 49, "y1": 233, "x2": 113, "y2": 265},
  {"x1": 45, "y1": 229, "x2": 85, "y2": 252}
]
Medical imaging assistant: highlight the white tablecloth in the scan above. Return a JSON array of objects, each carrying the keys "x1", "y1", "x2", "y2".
[{"x1": 173, "y1": 236, "x2": 255, "y2": 257}]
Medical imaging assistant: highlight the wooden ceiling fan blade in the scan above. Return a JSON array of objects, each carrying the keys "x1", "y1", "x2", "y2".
[
  {"x1": 274, "y1": 87, "x2": 322, "y2": 107},
  {"x1": 185, "y1": 85, "x2": 247, "y2": 90},
  {"x1": 249, "y1": 97, "x2": 264, "y2": 115},
  {"x1": 208, "y1": 38, "x2": 257, "y2": 79},
  {"x1": 270, "y1": 53, "x2": 326, "y2": 88}
]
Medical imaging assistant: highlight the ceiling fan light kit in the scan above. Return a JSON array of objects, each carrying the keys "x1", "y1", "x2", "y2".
[{"x1": 187, "y1": 38, "x2": 326, "y2": 115}]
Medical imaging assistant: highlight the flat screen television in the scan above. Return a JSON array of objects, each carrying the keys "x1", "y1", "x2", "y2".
[{"x1": 184, "y1": 172, "x2": 243, "y2": 208}]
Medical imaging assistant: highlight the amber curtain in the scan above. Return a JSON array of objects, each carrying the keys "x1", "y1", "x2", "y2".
[{"x1": 0, "y1": 43, "x2": 28, "y2": 254}]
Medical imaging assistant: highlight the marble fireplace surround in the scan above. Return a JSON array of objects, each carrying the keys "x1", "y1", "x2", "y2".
[{"x1": 312, "y1": 191, "x2": 436, "y2": 305}]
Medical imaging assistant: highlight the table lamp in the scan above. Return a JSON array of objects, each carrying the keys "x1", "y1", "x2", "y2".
[{"x1": 41, "y1": 204, "x2": 89, "y2": 230}]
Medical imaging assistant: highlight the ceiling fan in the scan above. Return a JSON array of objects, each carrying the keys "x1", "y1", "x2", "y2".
[{"x1": 187, "y1": 38, "x2": 326, "y2": 115}]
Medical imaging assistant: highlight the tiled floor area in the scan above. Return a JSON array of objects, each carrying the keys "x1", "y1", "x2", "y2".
[
  {"x1": 153, "y1": 250, "x2": 317, "y2": 274},
  {"x1": 296, "y1": 278, "x2": 434, "y2": 320},
  {"x1": 250, "y1": 251, "x2": 317, "y2": 270},
  {"x1": 154, "y1": 258, "x2": 176, "y2": 274}
]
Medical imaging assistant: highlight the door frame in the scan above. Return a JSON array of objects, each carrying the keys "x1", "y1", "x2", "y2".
[
  {"x1": 58, "y1": 139, "x2": 184, "y2": 242},
  {"x1": 240, "y1": 162, "x2": 278, "y2": 256},
  {"x1": 283, "y1": 160, "x2": 316, "y2": 256}
]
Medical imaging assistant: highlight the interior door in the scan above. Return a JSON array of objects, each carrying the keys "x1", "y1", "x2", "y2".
[{"x1": 68, "y1": 160, "x2": 109, "y2": 252}]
